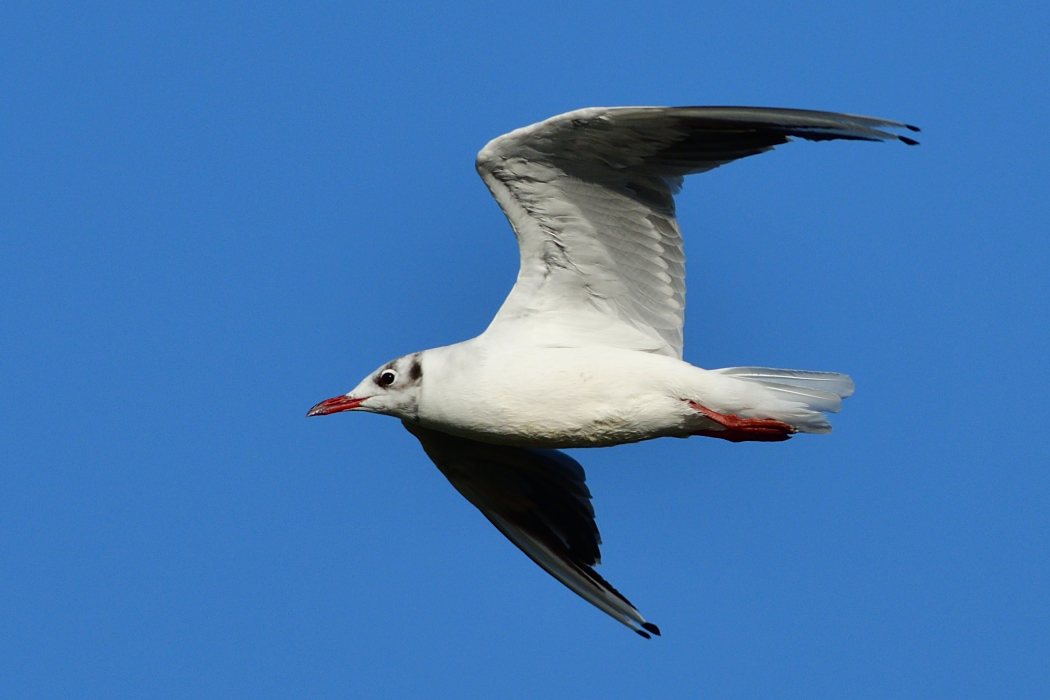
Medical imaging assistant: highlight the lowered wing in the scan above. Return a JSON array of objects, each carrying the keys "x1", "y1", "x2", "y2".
[{"x1": 403, "y1": 420, "x2": 660, "y2": 638}]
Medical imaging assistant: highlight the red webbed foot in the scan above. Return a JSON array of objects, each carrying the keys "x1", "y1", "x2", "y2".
[{"x1": 688, "y1": 401, "x2": 796, "y2": 443}]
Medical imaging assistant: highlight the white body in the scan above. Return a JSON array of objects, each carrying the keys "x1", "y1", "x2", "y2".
[{"x1": 416, "y1": 338, "x2": 837, "y2": 448}]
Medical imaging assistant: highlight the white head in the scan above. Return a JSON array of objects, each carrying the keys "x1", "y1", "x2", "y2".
[{"x1": 307, "y1": 352, "x2": 424, "y2": 421}]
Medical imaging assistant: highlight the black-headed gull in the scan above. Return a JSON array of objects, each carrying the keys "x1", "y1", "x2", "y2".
[{"x1": 308, "y1": 106, "x2": 918, "y2": 637}]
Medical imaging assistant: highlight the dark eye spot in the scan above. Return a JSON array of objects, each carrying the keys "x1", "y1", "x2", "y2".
[{"x1": 378, "y1": 370, "x2": 397, "y2": 387}]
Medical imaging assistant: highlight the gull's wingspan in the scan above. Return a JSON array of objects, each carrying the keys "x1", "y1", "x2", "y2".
[
  {"x1": 402, "y1": 420, "x2": 660, "y2": 638},
  {"x1": 476, "y1": 106, "x2": 919, "y2": 358}
]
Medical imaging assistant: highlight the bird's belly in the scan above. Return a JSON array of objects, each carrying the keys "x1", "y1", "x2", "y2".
[
  {"x1": 419, "y1": 399, "x2": 679, "y2": 448},
  {"x1": 417, "y1": 351, "x2": 696, "y2": 448}
]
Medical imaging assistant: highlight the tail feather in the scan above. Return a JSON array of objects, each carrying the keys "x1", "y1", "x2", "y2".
[
  {"x1": 713, "y1": 366, "x2": 855, "y2": 434},
  {"x1": 715, "y1": 366, "x2": 855, "y2": 398}
]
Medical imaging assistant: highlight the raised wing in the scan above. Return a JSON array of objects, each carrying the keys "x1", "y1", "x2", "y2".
[
  {"x1": 476, "y1": 106, "x2": 919, "y2": 358},
  {"x1": 402, "y1": 420, "x2": 660, "y2": 638}
]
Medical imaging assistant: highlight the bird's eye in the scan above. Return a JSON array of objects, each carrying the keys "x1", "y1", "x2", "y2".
[{"x1": 377, "y1": 370, "x2": 397, "y2": 387}]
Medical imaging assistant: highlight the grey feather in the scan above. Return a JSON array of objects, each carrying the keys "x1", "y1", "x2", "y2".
[{"x1": 477, "y1": 106, "x2": 918, "y2": 358}]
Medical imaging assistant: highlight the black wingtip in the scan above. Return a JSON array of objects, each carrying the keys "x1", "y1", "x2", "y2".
[
  {"x1": 898, "y1": 135, "x2": 920, "y2": 146},
  {"x1": 641, "y1": 622, "x2": 661, "y2": 636},
  {"x1": 905, "y1": 123, "x2": 921, "y2": 132},
  {"x1": 635, "y1": 629, "x2": 652, "y2": 639}
]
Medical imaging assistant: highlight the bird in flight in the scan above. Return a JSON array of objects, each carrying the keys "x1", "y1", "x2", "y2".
[{"x1": 308, "y1": 106, "x2": 918, "y2": 637}]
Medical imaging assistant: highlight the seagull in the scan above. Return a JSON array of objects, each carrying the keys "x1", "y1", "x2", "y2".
[{"x1": 308, "y1": 106, "x2": 918, "y2": 638}]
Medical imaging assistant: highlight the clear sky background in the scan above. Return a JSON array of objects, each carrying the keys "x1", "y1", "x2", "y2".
[{"x1": 2, "y1": 2, "x2": 1048, "y2": 698}]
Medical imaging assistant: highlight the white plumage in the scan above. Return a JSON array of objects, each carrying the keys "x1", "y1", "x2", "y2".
[{"x1": 308, "y1": 105, "x2": 918, "y2": 637}]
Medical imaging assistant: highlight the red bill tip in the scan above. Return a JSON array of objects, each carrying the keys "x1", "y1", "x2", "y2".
[{"x1": 307, "y1": 395, "x2": 367, "y2": 417}]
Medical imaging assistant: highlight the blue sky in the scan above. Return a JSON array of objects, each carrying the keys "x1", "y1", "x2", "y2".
[{"x1": 2, "y1": 2, "x2": 1048, "y2": 698}]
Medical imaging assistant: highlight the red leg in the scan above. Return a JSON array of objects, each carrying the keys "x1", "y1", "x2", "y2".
[{"x1": 688, "y1": 401, "x2": 796, "y2": 443}]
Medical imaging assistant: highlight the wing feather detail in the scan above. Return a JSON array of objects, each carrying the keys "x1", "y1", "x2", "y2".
[{"x1": 476, "y1": 106, "x2": 918, "y2": 357}]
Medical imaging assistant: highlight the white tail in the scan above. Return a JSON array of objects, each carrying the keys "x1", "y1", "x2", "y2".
[{"x1": 714, "y1": 366, "x2": 855, "y2": 434}]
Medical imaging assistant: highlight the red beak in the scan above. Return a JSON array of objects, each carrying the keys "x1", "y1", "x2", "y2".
[{"x1": 306, "y1": 395, "x2": 367, "y2": 417}]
